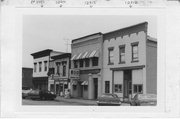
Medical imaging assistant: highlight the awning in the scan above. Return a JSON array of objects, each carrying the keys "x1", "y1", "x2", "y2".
[
  {"x1": 72, "y1": 81, "x2": 77, "y2": 85},
  {"x1": 71, "y1": 54, "x2": 77, "y2": 60},
  {"x1": 81, "y1": 81, "x2": 88, "y2": 85},
  {"x1": 75, "y1": 53, "x2": 82, "y2": 60},
  {"x1": 89, "y1": 50, "x2": 99, "y2": 58}
]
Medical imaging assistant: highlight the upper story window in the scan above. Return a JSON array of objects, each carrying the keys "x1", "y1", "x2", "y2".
[
  {"x1": 74, "y1": 60, "x2": 78, "y2": 68},
  {"x1": 119, "y1": 45, "x2": 125, "y2": 63},
  {"x1": 79, "y1": 59, "x2": 84, "y2": 68},
  {"x1": 34, "y1": 63, "x2": 37, "y2": 72},
  {"x1": 131, "y1": 42, "x2": 139, "y2": 62},
  {"x1": 85, "y1": 59, "x2": 90, "y2": 67},
  {"x1": 108, "y1": 47, "x2": 114, "y2": 65},
  {"x1": 44, "y1": 61, "x2": 48, "y2": 71},
  {"x1": 56, "y1": 62, "x2": 60, "y2": 75},
  {"x1": 39, "y1": 62, "x2": 42, "y2": 72},
  {"x1": 63, "y1": 65, "x2": 66, "y2": 76},
  {"x1": 92, "y1": 57, "x2": 98, "y2": 66}
]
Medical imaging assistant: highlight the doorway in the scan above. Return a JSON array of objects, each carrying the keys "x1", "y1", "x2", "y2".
[
  {"x1": 93, "y1": 78, "x2": 98, "y2": 99},
  {"x1": 123, "y1": 70, "x2": 132, "y2": 99}
]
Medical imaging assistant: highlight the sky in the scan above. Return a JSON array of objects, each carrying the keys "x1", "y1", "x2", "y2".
[{"x1": 23, "y1": 15, "x2": 157, "y2": 68}]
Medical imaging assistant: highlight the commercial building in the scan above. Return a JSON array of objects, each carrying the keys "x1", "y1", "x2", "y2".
[
  {"x1": 48, "y1": 53, "x2": 71, "y2": 96},
  {"x1": 70, "y1": 33, "x2": 103, "y2": 99},
  {"x1": 31, "y1": 49, "x2": 63, "y2": 90},
  {"x1": 22, "y1": 67, "x2": 33, "y2": 88},
  {"x1": 102, "y1": 22, "x2": 157, "y2": 100}
]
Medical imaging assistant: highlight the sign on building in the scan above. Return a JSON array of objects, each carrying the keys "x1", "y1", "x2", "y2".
[{"x1": 70, "y1": 69, "x2": 80, "y2": 79}]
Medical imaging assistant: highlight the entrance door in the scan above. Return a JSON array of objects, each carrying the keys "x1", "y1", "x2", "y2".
[
  {"x1": 93, "y1": 78, "x2": 98, "y2": 99},
  {"x1": 123, "y1": 70, "x2": 132, "y2": 99}
]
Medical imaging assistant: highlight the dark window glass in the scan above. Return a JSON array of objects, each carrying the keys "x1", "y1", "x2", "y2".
[
  {"x1": 85, "y1": 59, "x2": 90, "y2": 67},
  {"x1": 108, "y1": 47, "x2": 114, "y2": 64},
  {"x1": 56, "y1": 62, "x2": 60, "y2": 75},
  {"x1": 73, "y1": 85, "x2": 77, "y2": 90},
  {"x1": 34, "y1": 63, "x2": 37, "y2": 72},
  {"x1": 63, "y1": 65, "x2": 66, "y2": 76},
  {"x1": 119, "y1": 46, "x2": 125, "y2": 63},
  {"x1": 132, "y1": 43, "x2": 139, "y2": 62},
  {"x1": 114, "y1": 84, "x2": 122, "y2": 93},
  {"x1": 39, "y1": 62, "x2": 42, "y2": 72},
  {"x1": 84, "y1": 85, "x2": 88, "y2": 91},
  {"x1": 133, "y1": 85, "x2": 143, "y2": 94},
  {"x1": 105, "y1": 81, "x2": 110, "y2": 93},
  {"x1": 92, "y1": 57, "x2": 98, "y2": 66},
  {"x1": 74, "y1": 60, "x2": 78, "y2": 68},
  {"x1": 79, "y1": 59, "x2": 84, "y2": 67},
  {"x1": 44, "y1": 61, "x2": 48, "y2": 71}
]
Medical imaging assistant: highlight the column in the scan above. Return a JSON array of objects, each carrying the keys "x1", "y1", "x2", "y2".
[{"x1": 88, "y1": 73, "x2": 93, "y2": 99}]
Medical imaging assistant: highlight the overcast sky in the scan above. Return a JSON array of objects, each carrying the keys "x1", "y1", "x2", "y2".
[{"x1": 23, "y1": 15, "x2": 157, "y2": 68}]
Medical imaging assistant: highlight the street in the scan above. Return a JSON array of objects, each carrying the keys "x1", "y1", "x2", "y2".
[{"x1": 22, "y1": 97, "x2": 130, "y2": 106}]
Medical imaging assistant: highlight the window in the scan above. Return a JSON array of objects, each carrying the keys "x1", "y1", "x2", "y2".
[
  {"x1": 133, "y1": 84, "x2": 143, "y2": 93},
  {"x1": 73, "y1": 85, "x2": 77, "y2": 90},
  {"x1": 114, "y1": 84, "x2": 122, "y2": 93},
  {"x1": 85, "y1": 59, "x2": 90, "y2": 67},
  {"x1": 105, "y1": 81, "x2": 110, "y2": 93},
  {"x1": 79, "y1": 59, "x2": 84, "y2": 68},
  {"x1": 56, "y1": 62, "x2": 60, "y2": 75},
  {"x1": 74, "y1": 60, "x2": 78, "y2": 68},
  {"x1": 34, "y1": 63, "x2": 37, "y2": 72},
  {"x1": 92, "y1": 57, "x2": 98, "y2": 66},
  {"x1": 108, "y1": 47, "x2": 114, "y2": 65},
  {"x1": 119, "y1": 45, "x2": 125, "y2": 63},
  {"x1": 39, "y1": 62, "x2": 42, "y2": 72},
  {"x1": 131, "y1": 42, "x2": 139, "y2": 62},
  {"x1": 63, "y1": 65, "x2": 66, "y2": 76},
  {"x1": 84, "y1": 85, "x2": 88, "y2": 91},
  {"x1": 44, "y1": 61, "x2": 47, "y2": 71}
]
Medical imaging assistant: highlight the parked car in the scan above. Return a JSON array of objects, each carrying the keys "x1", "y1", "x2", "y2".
[
  {"x1": 22, "y1": 86, "x2": 32, "y2": 99},
  {"x1": 130, "y1": 93, "x2": 157, "y2": 106},
  {"x1": 97, "y1": 93, "x2": 121, "y2": 106},
  {"x1": 28, "y1": 90, "x2": 56, "y2": 100}
]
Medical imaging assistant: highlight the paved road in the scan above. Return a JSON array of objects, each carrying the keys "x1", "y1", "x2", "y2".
[
  {"x1": 22, "y1": 99, "x2": 91, "y2": 105},
  {"x1": 22, "y1": 97, "x2": 130, "y2": 106}
]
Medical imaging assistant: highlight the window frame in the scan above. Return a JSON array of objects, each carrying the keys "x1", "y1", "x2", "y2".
[
  {"x1": 79, "y1": 59, "x2": 84, "y2": 68},
  {"x1": 108, "y1": 47, "x2": 114, "y2": 65},
  {"x1": 119, "y1": 45, "x2": 125, "y2": 64},
  {"x1": 92, "y1": 57, "x2": 98, "y2": 66},
  {"x1": 131, "y1": 42, "x2": 139, "y2": 62},
  {"x1": 34, "y1": 63, "x2": 37, "y2": 72},
  {"x1": 44, "y1": 61, "x2": 48, "y2": 71},
  {"x1": 74, "y1": 60, "x2": 78, "y2": 68},
  {"x1": 105, "y1": 81, "x2": 110, "y2": 93},
  {"x1": 62, "y1": 65, "x2": 66, "y2": 77},
  {"x1": 133, "y1": 84, "x2": 143, "y2": 94},
  {"x1": 114, "y1": 84, "x2": 122, "y2": 93},
  {"x1": 85, "y1": 58, "x2": 90, "y2": 67},
  {"x1": 39, "y1": 62, "x2": 42, "y2": 72}
]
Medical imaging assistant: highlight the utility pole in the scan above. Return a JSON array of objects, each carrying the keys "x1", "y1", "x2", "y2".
[{"x1": 64, "y1": 38, "x2": 71, "y2": 53}]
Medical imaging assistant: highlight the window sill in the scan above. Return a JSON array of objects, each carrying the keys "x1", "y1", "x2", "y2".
[
  {"x1": 119, "y1": 62, "x2": 125, "y2": 64},
  {"x1": 108, "y1": 63, "x2": 114, "y2": 65},
  {"x1": 131, "y1": 60, "x2": 139, "y2": 63}
]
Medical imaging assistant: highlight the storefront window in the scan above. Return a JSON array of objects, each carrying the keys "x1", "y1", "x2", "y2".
[
  {"x1": 133, "y1": 84, "x2": 143, "y2": 93},
  {"x1": 114, "y1": 84, "x2": 122, "y2": 93}
]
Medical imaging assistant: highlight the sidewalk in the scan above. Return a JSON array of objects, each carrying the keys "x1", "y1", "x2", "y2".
[
  {"x1": 55, "y1": 96, "x2": 130, "y2": 106},
  {"x1": 56, "y1": 96, "x2": 97, "y2": 105}
]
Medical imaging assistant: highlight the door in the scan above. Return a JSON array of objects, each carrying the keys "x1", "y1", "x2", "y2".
[
  {"x1": 123, "y1": 70, "x2": 132, "y2": 99},
  {"x1": 93, "y1": 78, "x2": 98, "y2": 99}
]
